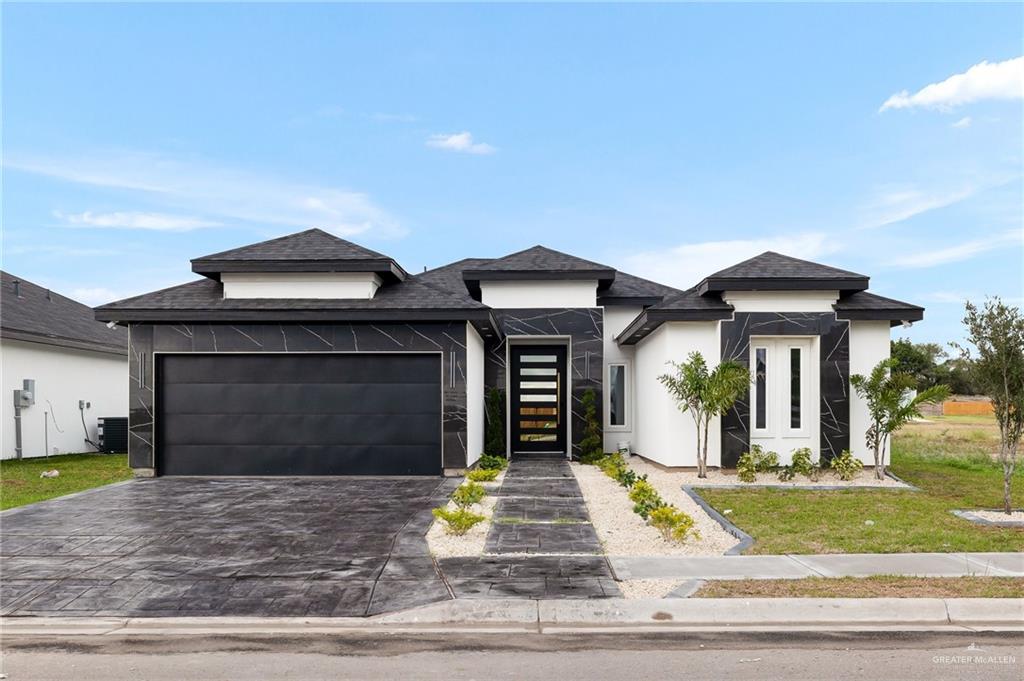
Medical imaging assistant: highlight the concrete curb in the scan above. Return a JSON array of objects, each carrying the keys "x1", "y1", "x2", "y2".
[
  {"x1": 681, "y1": 486, "x2": 753, "y2": 554},
  {"x1": 3, "y1": 598, "x2": 1021, "y2": 636},
  {"x1": 953, "y1": 509, "x2": 1024, "y2": 528}
]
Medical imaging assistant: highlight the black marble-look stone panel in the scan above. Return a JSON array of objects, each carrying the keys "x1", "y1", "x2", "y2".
[
  {"x1": 129, "y1": 322, "x2": 468, "y2": 472},
  {"x1": 484, "y1": 309, "x2": 603, "y2": 458},
  {"x1": 720, "y1": 312, "x2": 850, "y2": 467}
]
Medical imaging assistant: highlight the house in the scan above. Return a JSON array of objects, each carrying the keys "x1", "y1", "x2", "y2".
[
  {"x1": 1, "y1": 272, "x2": 129, "y2": 459},
  {"x1": 94, "y1": 229, "x2": 923, "y2": 477}
]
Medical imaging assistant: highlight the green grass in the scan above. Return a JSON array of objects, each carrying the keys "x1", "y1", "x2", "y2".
[
  {"x1": 0, "y1": 453, "x2": 132, "y2": 510},
  {"x1": 698, "y1": 415, "x2": 1023, "y2": 554}
]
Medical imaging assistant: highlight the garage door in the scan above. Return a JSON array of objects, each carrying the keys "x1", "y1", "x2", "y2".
[{"x1": 156, "y1": 353, "x2": 442, "y2": 476}]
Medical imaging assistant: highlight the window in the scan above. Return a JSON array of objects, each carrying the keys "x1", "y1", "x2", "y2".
[
  {"x1": 790, "y1": 347, "x2": 802, "y2": 429},
  {"x1": 608, "y1": 363, "x2": 627, "y2": 428},
  {"x1": 754, "y1": 347, "x2": 767, "y2": 430}
]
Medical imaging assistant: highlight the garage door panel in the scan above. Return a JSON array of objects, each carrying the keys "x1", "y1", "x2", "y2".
[
  {"x1": 161, "y1": 383, "x2": 441, "y2": 415},
  {"x1": 161, "y1": 354, "x2": 438, "y2": 385},
  {"x1": 159, "y1": 445, "x2": 441, "y2": 476},
  {"x1": 162, "y1": 413, "x2": 440, "y2": 446},
  {"x1": 157, "y1": 353, "x2": 442, "y2": 476}
]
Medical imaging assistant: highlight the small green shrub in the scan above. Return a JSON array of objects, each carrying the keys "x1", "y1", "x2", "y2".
[
  {"x1": 467, "y1": 468, "x2": 500, "y2": 482},
  {"x1": 597, "y1": 453, "x2": 626, "y2": 478},
  {"x1": 451, "y1": 481, "x2": 486, "y2": 508},
  {"x1": 648, "y1": 506, "x2": 699, "y2": 543},
  {"x1": 758, "y1": 449, "x2": 779, "y2": 471},
  {"x1": 807, "y1": 463, "x2": 822, "y2": 482},
  {"x1": 737, "y1": 450, "x2": 759, "y2": 482},
  {"x1": 628, "y1": 479, "x2": 665, "y2": 519},
  {"x1": 478, "y1": 454, "x2": 508, "y2": 471},
  {"x1": 790, "y1": 448, "x2": 814, "y2": 477},
  {"x1": 484, "y1": 388, "x2": 506, "y2": 456},
  {"x1": 829, "y1": 449, "x2": 861, "y2": 481},
  {"x1": 776, "y1": 465, "x2": 796, "y2": 482},
  {"x1": 578, "y1": 389, "x2": 604, "y2": 463},
  {"x1": 432, "y1": 507, "x2": 485, "y2": 535}
]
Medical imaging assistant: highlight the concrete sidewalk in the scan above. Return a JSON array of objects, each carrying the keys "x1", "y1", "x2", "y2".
[
  {"x1": 610, "y1": 552, "x2": 1024, "y2": 580},
  {"x1": 2, "y1": 597, "x2": 1021, "y2": 636}
]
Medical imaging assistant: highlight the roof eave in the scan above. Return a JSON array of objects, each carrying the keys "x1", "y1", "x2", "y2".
[
  {"x1": 0, "y1": 328, "x2": 128, "y2": 356},
  {"x1": 615, "y1": 307, "x2": 734, "y2": 345},
  {"x1": 191, "y1": 258, "x2": 409, "y2": 283},
  {"x1": 698, "y1": 276, "x2": 870, "y2": 295},
  {"x1": 93, "y1": 307, "x2": 493, "y2": 324},
  {"x1": 833, "y1": 307, "x2": 925, "y2": 326}
]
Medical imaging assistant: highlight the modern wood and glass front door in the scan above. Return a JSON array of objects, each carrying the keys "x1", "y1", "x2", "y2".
[{"x1": 510, "y1": 345, "x2": 568, "y2": 455}]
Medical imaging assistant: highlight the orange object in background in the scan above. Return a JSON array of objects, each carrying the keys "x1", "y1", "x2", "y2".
[{"x1": 942, "y1": 399, "x2": 994, "y2": 416}]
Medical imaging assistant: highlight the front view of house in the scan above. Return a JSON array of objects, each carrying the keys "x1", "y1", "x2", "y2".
[{"x1": 95, "y1": 229, "x2": 924, "y2": 477}]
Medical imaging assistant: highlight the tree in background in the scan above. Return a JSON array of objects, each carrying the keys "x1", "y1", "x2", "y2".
[
  {"x1": 890, "y1": 338, "x2": 977, "y2": 394},
  {"x1": 484, "y1": 387, "x2": 506, "y2": 457},
  {"x1": 658, "y1": 352, "x2": 750, "y2": 478},
  {"x1": 578, "y1": 389, "x2": 604, "y2": 464},
  {"x1": 953, "y1": 298, "x2": 1024, "y2": 514},
  {"x1": 852, "y1": 359, "x2": 950, "y2": 480}
]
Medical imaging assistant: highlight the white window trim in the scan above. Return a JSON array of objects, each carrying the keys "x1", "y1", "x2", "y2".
[
  {"x1": 783, "y1": 342, "x2": 810, "y2": 439},
  {"x1": 605, "y1": 360, "x2": 631, "y2": 432},
  {"x1": 751, "y1": 344, "x2": 770, "y2": 436}
]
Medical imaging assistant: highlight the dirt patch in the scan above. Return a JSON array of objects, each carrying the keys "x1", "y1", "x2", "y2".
[{"x1": 694, "y1": 576, "x2": 1024, "y2": 598}]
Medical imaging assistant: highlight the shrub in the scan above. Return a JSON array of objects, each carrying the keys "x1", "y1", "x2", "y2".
[
  {"x1": 478, "y1": 454, "x2": 507, "y2": 471},
  {"x1": 578, "y1": 389, "x2": 604, "y2": 464},
  {"x1": 648, "y1": 506, "x2": 699, "y2": 543},
  {"x1": 807, "y1": 464, "x2": 822, "y2": 482},
  {"x1": 432, "y1": 507, "x2": 485, "y2": 535},
  {"x1": 776, "y1": 465, "x2": 796, "y2": 482},
  {"x1": 757, "y1": 449, "x2": 779, "y2": 471},
  {"x1": 484, "y1": 388, "x2": 506, "y2": 456},
  {"x1": 737, "y1": 450, "x2": 758, "y2": 482},
  {"x1": 451, "y1": 481, "x2": 486, "y2": 508},
  {"x1": 790, "y1": 447, "x2": 814, "y2": 477},
  {"x1": 829, "y1": 449, "x2": 861, "y2": 481},
  {"x1": 467, "y1": 468, "x2": 500, "y2": 482},
  {"x1": 628, "y1": 479, "x2": 665, "y2": 519},
  {"x1": 597, "y1": 453, "x2": 626, "y2": 479}
]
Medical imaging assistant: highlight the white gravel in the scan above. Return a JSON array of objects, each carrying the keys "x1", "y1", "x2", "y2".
[
  {"x1": 969, "y1": 510, "x2": 1024, "y2": 524},
  {"x1": 626, "y1": 458, "x2": 909, "y2": 488},
  {"x1": 618, "y1": 579, "x2": 684, "y2": 599},
  {"x1": 571, "y1": 463, "x2": 738, "y2": 556},
  {"x1": 425, "y1": 495, "x2": 497, "y2": 558}
]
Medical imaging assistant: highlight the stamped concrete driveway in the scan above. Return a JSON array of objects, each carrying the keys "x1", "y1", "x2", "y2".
[{"x1": 1, "y1": 477, "x2": 457, "y2": 617}]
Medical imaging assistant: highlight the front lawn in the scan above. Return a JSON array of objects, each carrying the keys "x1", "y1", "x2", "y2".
[
  {"x1": 697, "y1": 416, "x2": 1024, "y2": 554},
  {"x1": 0, "y1": 453, "x2": 132, "y2": 510},
  {"x1": 694, "y1": 576, "x2": 1024, "y2": 598}
]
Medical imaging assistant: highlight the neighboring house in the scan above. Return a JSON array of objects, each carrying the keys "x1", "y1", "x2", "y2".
[
  {"x1": 1, "y1": 272, "x2": 129, "y2": 459},
  {"x1": 95, "y1": 229, "x2": 923, "y2": 477}
]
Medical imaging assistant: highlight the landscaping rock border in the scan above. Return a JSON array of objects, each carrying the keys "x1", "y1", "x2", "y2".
[
  {"x1": 680, "y1": 487, "x2": 753, "y2": 555},
  {"x1": 952, "y1": 509, "x2": 1024, "y2": 527}
]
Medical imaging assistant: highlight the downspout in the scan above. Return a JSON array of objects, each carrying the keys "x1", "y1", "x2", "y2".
[{"x1": 13, "y1": 401, "x2": 22, "y2": 460}]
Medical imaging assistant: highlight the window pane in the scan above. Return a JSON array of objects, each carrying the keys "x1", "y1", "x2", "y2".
[
  {"x1": 609, "y1": 365, "x2": 626, "y2": 426},
  {"x1": 790, "y1": 347, "x2": 801, "y2": 429},
  {"x1": 520, "y1": 355, "x2": 556, "y2": 363},
  {"x1": 520, "y1": 420, "x2": 557, "y2": 429},
  {"x1": 520, "y1": 433, "x2": 556, "y2": 442},
  {"x1": 519, "y1": 381, "x2": 556, "y2": 389},
  {"x1": 520, "y1": 368, "x2": 557, "y2": 376},
  {"x1": 755, "y1": 348, "x2": 767, "y2": 429},
  {"x1": 520, "y1": 407, "x2": 557, "y2": 416},
  {"x1": 521, "y1": 394, "x2": 556, "y2": 402}
]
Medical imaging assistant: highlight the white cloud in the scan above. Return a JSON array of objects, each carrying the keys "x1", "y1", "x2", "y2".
[
  {"x1": 858, "y1": 185, "x2": 977, "y2": 230},
  {"x1": 886, "y1": 229, "x2": 1022, "y2": 268},
  {"x1": 880, "y1": 56, "x2": 1024, "y2": 112},
  {"x1": 70, "y1": 287, "x2": 125, "y2": 306},
  {"x1": 55, "y1": 210, "x2": 221, "y2": 231},
  {"x1": 619, "y1": 232, "x2": 842, "y2": 290},
  {"x1": 6, "y1": 150, "x2": 405, "y2": 239},
  {"x1": 951, "y1": 116, "x2": 972, "y2": 129},
  {"x1": 426, "y1": 132, "x2": 496, "y2": 155}
]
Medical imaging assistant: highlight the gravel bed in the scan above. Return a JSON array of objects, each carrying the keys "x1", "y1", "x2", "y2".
[
  {"x1": 969, "y1": 510, "x2": 1024, "y2": 524},
  {"x1": 426, "y1": 496, "x2": 498, "y2": 558},
  {"x1": 619, "y1": 579, "x2": 683, "y2": 599},
  {"x1": 571, "y1": 463, "x2": 738, "y2": 556},
  {"x1": 627, "y1": 458, "x2": 909, "y2": 488}
]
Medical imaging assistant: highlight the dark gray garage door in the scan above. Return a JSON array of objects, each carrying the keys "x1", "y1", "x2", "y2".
[{"x1": 156, "y1": 353, "x2": 442, "y2": 476}]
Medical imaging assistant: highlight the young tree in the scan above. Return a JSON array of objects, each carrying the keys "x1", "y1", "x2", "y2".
[
  {"x1": 953, "y1": 298, "x2": 1024, "y2": 514},
  {"x1": 851, "y1": 358, "x2": 950, "y2": 480},
  {"x1": 577, "y1": 388, "x2": 603, "y2": 463},
  {"x1": 658, "y1": 352, "x2": 750, "y2": 478}
]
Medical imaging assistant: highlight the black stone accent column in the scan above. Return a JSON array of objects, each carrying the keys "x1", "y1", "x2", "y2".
[
  {"x1": 720, "y1": 312, "x2": 850, "y2": 467},
  {"x1": 484, "y1": 309, "x2": 603, "y2": 458},
  {"x1": 128, "y1": 322, "x2": 468, "y2": 472}
]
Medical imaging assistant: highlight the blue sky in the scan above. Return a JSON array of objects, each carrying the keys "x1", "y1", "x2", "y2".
[{"x1": 3, "y1": 3, "x2": 1021, "y2": 347}]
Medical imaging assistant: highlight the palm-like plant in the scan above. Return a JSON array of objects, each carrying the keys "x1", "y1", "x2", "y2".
[
  {"x1": 658, "y1": 352, "x2": 750, "y2": 478},
  {"x1": 851, "y1": 358, "x2": 950, "y2": 480}
]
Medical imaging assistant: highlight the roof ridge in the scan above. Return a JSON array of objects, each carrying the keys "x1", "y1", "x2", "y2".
[{"x1": 194, "y1": 228, "x2": 390, "y2": 262}]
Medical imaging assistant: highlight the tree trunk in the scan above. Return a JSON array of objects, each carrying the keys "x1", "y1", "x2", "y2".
[
  {"x1": 699, "y1": 418, "x2": 710, "y2": 479},
  {"x1": 874, "y1": 440, "x2": 885, "y2": 481},
  {"x1": 1004, "y1": 463, "x2": 1014, "y2": 515},
  {"x1": 695, "y1": 414, "x2": 706, "y2": 479}
]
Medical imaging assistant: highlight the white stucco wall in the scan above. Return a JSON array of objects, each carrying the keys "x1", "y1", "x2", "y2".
[
  {"x1": 633, "y1": 321, "x2": 721, "y2": 467},
  {"x1": 479, "y1": 280, "x2": 597, "y2": 308},
  {"x1": 221, "y1": 272, "x2": 382, "y2": 299},
  {"x1": 723, "y1": 290, "x2": 839, "y2": 312},
  {"x1": 1, "y1": 339, "x2": 128, "y2": 459},
  {"x1": 849, "y1": 320, "x2": 892, "y2": 465},
  {"x1": 465, "y1": 323, "x2": 485, "y2": 467},
  {"x1": 602, "y1": 306, "x2": 641, "y2": 452}
]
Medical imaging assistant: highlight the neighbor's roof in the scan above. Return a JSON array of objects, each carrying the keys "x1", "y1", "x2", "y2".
[
  {"x1": 1, "y1": 271, "x2": 128, "y2": 355},
  {"x1": 697, "y1": 251, "x2": 869, "y2": 294},
  {"x1": 191, "y1": 228, "x2": 408, "y2": 282}
]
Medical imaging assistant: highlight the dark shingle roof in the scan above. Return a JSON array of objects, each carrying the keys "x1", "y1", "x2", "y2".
[
  {"x1": 652, "y1": 288, "x2": 735, "y2": 313},
  {"x1": 467, "y1": 245, "x2": 613, "y2": 274},
  {"x1": 599, "y1": 271, "x2": 686, "y2": 304},
  {"x1": 833, "y1": 291, "x2": 924, "y2": 325},
  {"x1": 1, "y1": 271, "x2": 128, "y2": 355},
  {"x1": 416, "y1": 258, "x2": 493, "y2": 303},
  {"x1": 191, "y1": 228, "x2": 408, "y2": 281},
  {"x1": 698, "y1": 251, "x2": 869, "y2": 294},
  {"x1": 94, "y1": 276, "x2": 489, "y2": 323}
]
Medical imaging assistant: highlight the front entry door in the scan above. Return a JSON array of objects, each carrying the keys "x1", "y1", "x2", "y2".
[
  {"x1": 510, "y1": 345, "x2": 568, "y2": 454},
  {"x1": 749, "y1": 337, "x2": 818, "y2": 463}
]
